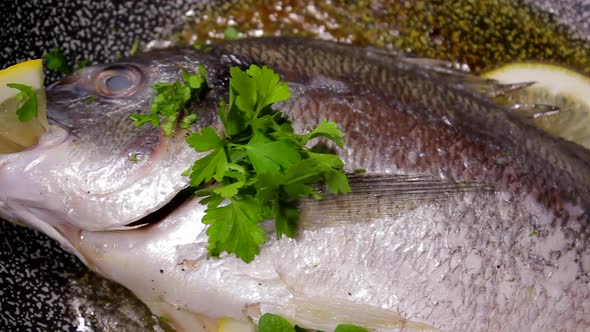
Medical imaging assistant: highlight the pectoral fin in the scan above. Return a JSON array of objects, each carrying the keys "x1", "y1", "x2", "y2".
[{"x1": 300, "y1": 173, "x2": 493, "y2": 229}]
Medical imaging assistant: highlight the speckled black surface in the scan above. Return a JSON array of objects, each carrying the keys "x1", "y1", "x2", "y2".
[
  {"x1": 1, "y1": 0, "x2": 589, "y2": 331},
  {"x1": 0, "y1": 0, "x2": 213, "y2": 82}
]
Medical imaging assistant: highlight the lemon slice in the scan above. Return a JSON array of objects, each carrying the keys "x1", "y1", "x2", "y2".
[
  {"x1": 217, "y1": 318, "x2": 255, "y2": 332},
  {"x1": 483, "y1": 63, "x2": 590, "y2": 150},
  {"x1": 0, "y1": 59, "x2": 48, "y2": 153}
]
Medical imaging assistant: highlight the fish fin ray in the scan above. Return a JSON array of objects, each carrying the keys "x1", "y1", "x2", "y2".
[
  {"x1": 300, "y1": 173, "x2": 494, "y2": 229},
  {"x1": 509, "y1": 103, "x2": 562, "y2": 119},
  {"x1": 363, "y1": 46, "x2": 536, "y2": 99}
]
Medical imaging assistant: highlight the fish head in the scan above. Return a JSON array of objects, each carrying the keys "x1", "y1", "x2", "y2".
[{"x1": 0, "y1": 47, "x2": 227, "y2": 251}]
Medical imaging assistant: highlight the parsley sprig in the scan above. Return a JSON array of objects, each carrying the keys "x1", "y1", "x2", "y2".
[
  {"x1": 45, "y1": 48, "x2": 71, "y2": 75},
  {"x1": 130, "y1": 66, "x2": 207, "y2": 136},
  {"x1": 131, "y1": 63, "x2": 350, "y2": 263},
  {"x1": 187, "y1": 64, "x2": 351, "y2": 262},
  {"x1": 258, "y1": 313, "x2": 369, "y2": 332}
]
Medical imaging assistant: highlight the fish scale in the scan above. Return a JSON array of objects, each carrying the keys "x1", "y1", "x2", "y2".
[{"x1": 215, "y1": 38, "x2": 590, "y2": 217}]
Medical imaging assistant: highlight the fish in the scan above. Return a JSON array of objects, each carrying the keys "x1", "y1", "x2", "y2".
[{"x1": 0, "y1": 37, "x2": 589, "y2": 331}]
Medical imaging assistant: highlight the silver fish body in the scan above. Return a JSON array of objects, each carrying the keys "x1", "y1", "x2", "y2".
[{"x1": 1, "y1": 38, "x2": 589, "y2": 331}]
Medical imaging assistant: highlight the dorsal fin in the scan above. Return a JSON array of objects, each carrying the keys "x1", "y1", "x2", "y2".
[
  {"x1": 363, "y1": 46, "x2": 537, "y2": 99},
  {"x1": 509, "y1": 103, "x2": 562, "y2": 119}
]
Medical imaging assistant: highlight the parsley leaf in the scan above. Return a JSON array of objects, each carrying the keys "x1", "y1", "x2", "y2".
[
  {"x1": 130, "y1": 67, "x2": 207, "y2": 136},
  {"x1": 301, "y1": 120, "x2": 346, "y2": 147},
  {"x1": 183, "y1": 64, "x2": 350, "y2": 262},
  {"x1": 306, "y1": 152, "x2": 351, "y2": 194},
  {"x1": 335, "y1": 324, "x2": 370, "y2": 332},
  {"x1": 245, "y1": 132, "x2": 301, "y2": 176},
  {"x1": 129, "y1": 37, "x2": 141, "y2": 56},
  {"x1": 203, "y1": 195, "x2": 265, "y2": 263},
  {"x1": 258, "y1": 313, "x2": 295, "y2": 332},
  {"x1": 256, "y1": 313, "x2": 369, "y2": 332},
  {"x1": 186, "y1": 127, "x2": 224, "y2": 152},
  {"x1": 6, "y1": 83, "x2": 38, "y2": 122},
  {"x1": 246, "y1": 65, "x2": 291, "y2": 114},
  {"x1": 45, "y1": 48, "x2": 71, "y2": 74},
  {"x1": 230, "y1": 66, "x2": 257, "y2": 117},
  {"x1": 188, "y1": 147, "x2": 228, "y2": 185},
  {"x1": 75, "y1": 59, "x2": 91, "y2": 70},
  {"x1": 85, "y1": 95, "x2": 96, "y2": 105}
]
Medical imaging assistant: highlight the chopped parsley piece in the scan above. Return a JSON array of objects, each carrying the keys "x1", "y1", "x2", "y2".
[
  {"x1": 130, "y1": 37, "x2": 141, "y2": 56},
  {"x1": 180, "y1": 113, "x2": 198, "y2": 129},
  {"x1": 258, "y1": 313, "x2": 294, "y2": 332},
  {"x1": 224, "y1": 26, "x2": 244, "y2": 40},
  {"x1": 75, "y1": 59, "x2": 91, "y2": 70},
  {"x1": 256, "y1": 313, "x2": 369, "y2": 332},
  {"x1": 85, "y1": 95, "x2": 96, "y2": 105},
  {"x1": 129, "y1": 67, "x2": 207, "y2": 137},
  {"x1": 129, "y1": 153, "x2": 139, "y2": 163},
  {"x1": 529, "y1": 230, "x2": 538, "y2": 237},
  {"x1": 335, "y1": 324, "x2": 369, "y2": 332},
  {"x1": 6, "y1": 83, "x2": 38, "y2": 122},
  {"x1": 186, "y1": 64, "x2": 350, "y2": 262},
  {"x1": 45, "y1": 48, "x2": 71, "y2": 74},
  {"x1": 158, "y1": 315, "x2": 175, "y2": 332}
]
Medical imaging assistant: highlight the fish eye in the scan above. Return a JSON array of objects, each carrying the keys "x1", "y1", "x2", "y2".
[{"x1": 95, "y1": 65, "x2": 142, "y2": 98}]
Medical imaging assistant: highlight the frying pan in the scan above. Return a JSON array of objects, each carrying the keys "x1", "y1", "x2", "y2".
[{"x1": 1, "y1": 0, "x2": 589, "y2": 330}]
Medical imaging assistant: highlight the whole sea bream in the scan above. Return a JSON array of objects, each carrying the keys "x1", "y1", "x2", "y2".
[{"x1": 1, "y1": 37, "x2": 589, "y2": 331}]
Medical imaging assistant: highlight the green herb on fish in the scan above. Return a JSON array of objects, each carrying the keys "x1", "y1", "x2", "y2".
[
  {"x1": 180, "y1": 113, "x2": 198, "y2": 129},
  {"x1": 115, "y1": 50, "x2": 124, "y2": 60},
  {"x1": 186, "y1": 64, "x2": 350, "y2": 262},
  {"x1": 257, "y1": 313, "x2": 369, "y2": 332},
  {"x1": 223, "y1": 26, "x2": 244, "y2": 40},
  {"x1": 258, "y1": 313, "x2": 295, "y2": 332},
  {"x1": 6, "y1": 83, "x2": 38, "y2": 122},
  {"x1": 130, "y1": 37, "x2": 141, "y2": 56},
  {"x1": 129, "y1": 66, "x2": 207, "y2": 137},
  {"x1": 334, "y1": 324, "x2": 370, "y2": 332},
  {"x1": 85, "y1": 95, "x2": 96, "y2": 105},
  {"x1": 129, "y1": 153, "x2": 139, "y2": 163},
  {"x1": 45, "y1": 48, "x2": 71, "y2": 74},
  {"x1": 75, "y1": 59, "x2": 91, "y2": 70}
]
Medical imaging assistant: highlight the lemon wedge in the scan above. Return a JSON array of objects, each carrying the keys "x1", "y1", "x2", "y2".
[
  {"x1": 0, "y1": 59, "x2": 48, "y2": 153},
  {"x1": 217, "y1": 318, "x2": 255, "y2": 332},
  {"x1": 484, "y1": 63, "x2": 590, "y2": 150}
]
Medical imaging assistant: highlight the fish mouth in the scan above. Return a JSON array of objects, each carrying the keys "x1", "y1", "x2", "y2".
[
  {"x1": 0, "y1": 124, "x2": 70, "y2": 165},
  {"x1": 122, "y1": 187, "x2": 197, "y2": 229}
]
